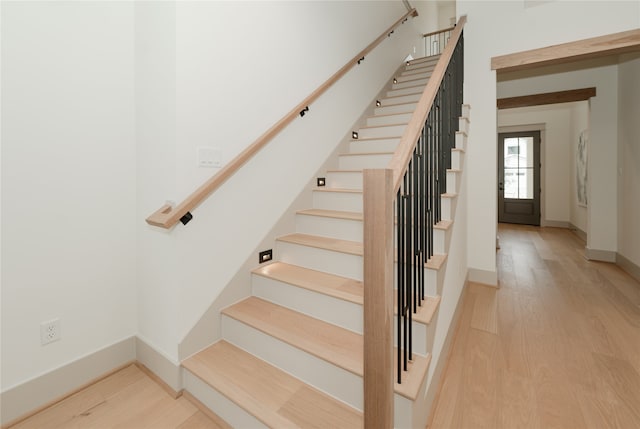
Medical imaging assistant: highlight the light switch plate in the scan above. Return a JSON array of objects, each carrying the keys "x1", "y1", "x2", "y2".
[{"x1": 198, "y1": 147, "x2": 221, "y2": 168}]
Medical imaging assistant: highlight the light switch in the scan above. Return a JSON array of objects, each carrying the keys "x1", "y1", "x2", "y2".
[{"x1": 198, "y1": 147, "x2": 221, "y2": 168}]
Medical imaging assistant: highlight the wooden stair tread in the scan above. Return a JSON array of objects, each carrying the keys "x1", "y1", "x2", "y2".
[
  {"x1": 277, "y1": 233, "x2": 363, "y2": 256},
  {"x1": 358, "y1": 123, "x2": 408, "y2": 130},
  {"x1": 441, "y1": 192, "x2": 458, "y2": 199},
  {"x1": 351, "y1": 135, "x2": 403, "y2": 142},
  {"x1": 376, "y1": 101, "x2": 418, "y2": 108},
  {"x1": 313, "y1": 187, "x2": 362, "y2": 194},
  {"x1": 384, "y1": 92, "x2": 423, "y2": 100},
  {"x1": 394, "y1": 294, "x2": 441, "y2": 325},
  {"x1": 281, "y1": 233, "x2": 448, "y2": 271},
  {"x1": 426, "y1": 253, "x2": 448, "y2": 270},
  {"x1": 390, "y1": 83, "x2": 426, "y2": 91},
  {"x1": 434, "y1": 219, "x2": 453, "y2": 230},
  {"x1": 253, "y1": 261, "x2": 440, "y2": 325},
  {"x1": 223, "y1": 297, "x2": 363, "y2": 375},
  {"x1": 447, "y1": 168, "x2": 462, "y2": 173},
  {"x1": 339, "y1": 151, "x2": 394, "y2": 157},
  {"x1": 326, "y1": 169, "x2": 362, "y2": 173},
  {"x1": 296, "y1": 208, "x2": 363, "y2": 221},
  {"x1": 368, "y1": 111, "x2": 414, "y2": 119},
  {"x1": 183, "y1": 340, "x2": 363, "y2": 428},
  {"x1": 253, "y1": 261, "x2": 363, "y2": 304},
  {"x1": 222, "y1": 297, "x2": 430, "y2": 400}
]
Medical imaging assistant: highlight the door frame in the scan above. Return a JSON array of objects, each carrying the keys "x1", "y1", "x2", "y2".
[{"x1": 497, "y1": 129, "x2": 542, "y2": 226}]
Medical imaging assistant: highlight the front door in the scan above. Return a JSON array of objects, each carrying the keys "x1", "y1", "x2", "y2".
[{"x1": 498, "y1": 131, "x2": 541, "y2": 226}]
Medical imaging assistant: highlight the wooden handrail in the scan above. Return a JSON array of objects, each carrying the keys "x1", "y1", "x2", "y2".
[
  {"x1": 388, "y1": 15, "x2": 466, "y2": 194},
  {"x1": 423, "y1": 25, "x2": 455, "y2": 39},
  {"x1": 146, "y1": 8, "x2": 418, "y2": 229}
]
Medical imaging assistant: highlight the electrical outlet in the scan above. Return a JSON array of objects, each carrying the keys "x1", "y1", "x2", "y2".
[{"x1": 40, "y1": 319, "x2": 61, "y2": 345}]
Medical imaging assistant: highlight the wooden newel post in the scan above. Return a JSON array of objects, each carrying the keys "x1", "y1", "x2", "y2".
[{"x1": 363, "y1": 168, "x2": 395, "y2": 429}]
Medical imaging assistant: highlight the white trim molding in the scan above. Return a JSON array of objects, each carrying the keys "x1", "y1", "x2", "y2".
[
  {"x1": 617, "y1": 253, "x2": 640, "y2": 284},
  {"x1": 468, "y1": 267, "x2": 498, "y2": 287},
  {"x1": 1, "y1": 337, "x2": 136, "y2": 426},
  {"x1": 585, "y1": 247, "x2": 617, "y2": 263}
]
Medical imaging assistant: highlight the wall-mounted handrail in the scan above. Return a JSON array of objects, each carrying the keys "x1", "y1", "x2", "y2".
[
  {"x1": 146, "y1": 8, "x2": 418, "y2": 229},
  {"x1": 362, "y1": 15, "x2": 466, "y2": 428},
  {"x1": 388, "y1": 15, "x2": 466, "y2": 194}
]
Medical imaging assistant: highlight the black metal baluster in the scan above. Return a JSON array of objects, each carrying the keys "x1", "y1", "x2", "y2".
[{"x1": 396, "y1": 187, "x2": 402, "y2": 384}]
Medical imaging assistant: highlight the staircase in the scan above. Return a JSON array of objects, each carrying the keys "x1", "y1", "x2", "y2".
[{"x1": 182, "y1": 54, "x2": 470, "y2": 428}]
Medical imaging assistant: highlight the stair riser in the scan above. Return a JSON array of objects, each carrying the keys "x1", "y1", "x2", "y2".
[
  {"x1": 455, "y1": 131, "x2": 467, "y2": 151},
  {"x1": 366, "y1": 113, "x2": 413, "y2": 127},
  {"x1": 395, "y1": 71, "x2": 430, "y2": 83},
  {"x1": 462, "y1": 104, "x2": 471, "y2": 118},
  {"x1": 394, "y1": 318, "x2": 428, "y2": 356},
  {"x1": 375, "y1": 102, "x2": 418, "y2": 115},
  {"x1": 392, "y1": 77, "x2": 428, "y2": 90},
  {"x1": 276, "y1": 240, "x2": 363, "y2": 280},
  {"x1": 401, "y1": 67, "x2": 434, "y2": 78},
  {"x1": 446, "y1": 170, "x2": 459, "y2": 194},
  {"x1": 253, "y1": 275, "x2": 431, "y2": 356},
  {"x1": 339, "y1": 153, "x2": 392, "y2": 170},
  {"x1": 357, "y1": 124, "x2": 407, "y2": 139},
  {"x1": 313, "y1": 191, "x2": 362, "y2": 212},
  {"x1": 434, "y1": 227, "x2": 450, "y2": 255},
  {"x1": 325, "y1": 171, "x2": 362, "y2": 188},
  {"x1": 183, "y1": 370, "x2": 268, "y2": 428},
  {"x1": 252, "y1": 275, "x2": 363, "y2": 334},
  {"x1": 459, "y1": 117, "x2": 469, "y2": 134},
  {"x1": 405, "y1": 59, "x2": 438, "y2": 71},
  {"x1": 382, "y1": 92, "x2": 422, "y2": 105},
  {"x1": 387, "y1": 85, "x2": 425, "y2": 98},
  {"x1": 222, "y1": 315, "x2": 364, "y2": 410},
  {"x1": 349, "y1": 138, "x2": 399, "y2": 154},
  {"x1": 424, "y1": 262, "x2": 442, "y2": 296},
  {"x1": 441, "y1": 197, "x2": 456, "y2": 221},
  {"x1": 452, "y1": 150, "x2": 464, "y2": 170},
  {"x1": 295, "y1": 214, "x2": 363, "y2": 242}
]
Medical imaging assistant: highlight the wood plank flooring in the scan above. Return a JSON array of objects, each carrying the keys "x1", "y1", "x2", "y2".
[
  {"x1": 429, "y1": 224, "x2": 640, "y2": 429},
  {"x1": 8, "y1": 364, "x2": 227, "y2": 429}
]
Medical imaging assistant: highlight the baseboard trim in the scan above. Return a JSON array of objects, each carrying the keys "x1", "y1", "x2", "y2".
[
  {"x1": 135, "y1": 336, "x2": 182, "y2": 395},
  {"x1": 425, "y1": 278, "x2": 469, "y2": 428},
  {"x1": 1, "y1": 336, "x2": 136, "y2": 427},
  {"x1": 569, "y1": 223, "x2": 587, "y2": 242},
  {"x1": 617, "y1": 253, "x2": 640, "y2": 284},
  {"x1": 585, "y1": 247, "x2": 617, "y2": 263},
  {"x1": 468, "y1": 267, "x2": 498, "y2": 287},
  {"x1": 542, "y1": 220, "x2": 570, "y2": 228}
]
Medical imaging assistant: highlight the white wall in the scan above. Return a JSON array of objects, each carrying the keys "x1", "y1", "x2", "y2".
[
  {"x1": 1, "y1": 1, "x2": 137, "y2": 391},
  {"x1": 457, "y1": 0, "x2": 639, "y2": 281},
  {"x1": 617, "y1": 54, "x2": 640, "y2": 267},
  {"x1": 570, "y1": 101, "x2": 589, "y2": 233},
  {"x1": 498, "y1": 105, "x2": 573, "y2": 225},
  {"x1": 137, "y1": 1, "x2": 425, "y2": 362}
]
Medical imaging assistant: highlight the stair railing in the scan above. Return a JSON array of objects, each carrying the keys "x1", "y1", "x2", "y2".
[
  {"x1": 424, "y1": 25, "x2": 455, "y2": 57},
  {"x1": 362, "y1": 15, "x2": 465, "y2": 428},
  {"x1": 145, "y1": 8, "x2": 418, "y2": 229}
]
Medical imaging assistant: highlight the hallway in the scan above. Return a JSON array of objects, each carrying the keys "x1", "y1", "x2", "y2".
[{"x1": 429, "y1": 224, "x2": 640, "y2": 429}]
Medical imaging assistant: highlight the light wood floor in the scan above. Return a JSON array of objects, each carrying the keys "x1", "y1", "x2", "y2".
[
  {"x1": 9, "y1": 364, "x2": 227, "y2": 429},
  {"x1": 429, "y1": 224, "x2": 640, "y2": 429}
]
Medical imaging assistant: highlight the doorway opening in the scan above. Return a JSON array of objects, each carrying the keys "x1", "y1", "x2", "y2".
[{"x1": 498, "y1": 131, "x2": 541, "y2": 226}]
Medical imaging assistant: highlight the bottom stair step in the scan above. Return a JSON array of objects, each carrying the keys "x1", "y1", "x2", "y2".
[
  {"x1": 183, "y1": 340, "x2": 363, "y2": 428},
  {"x1": 222, "y1": 297, "x2": 431, "y2": 402}
]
